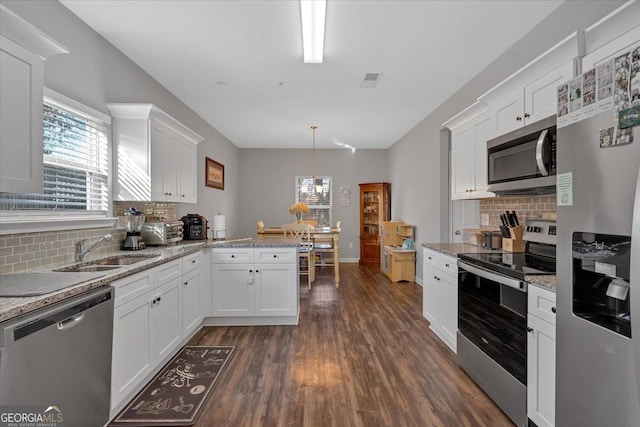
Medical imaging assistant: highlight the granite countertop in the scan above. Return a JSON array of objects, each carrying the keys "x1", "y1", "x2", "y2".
[
  {"x1": 422, "y1": 243, "x2": 557, "y2": 292},
  {"x1": 526, "y1": 275, "x2": 557, "y2": 292},
  {"x1": 0, "y1": 241, "x2": 206, "y2": 323},
  {"x1": 422, "y1": 242, "x2": 500, "y2": 257},
  {"x1": 206, "y1": 238, "x2": 301, "y2": 248}
]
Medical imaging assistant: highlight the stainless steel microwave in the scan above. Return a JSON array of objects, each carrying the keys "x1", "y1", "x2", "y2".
[{"x1": 486, "y1": 115, "x2": 557, "y2": 195}]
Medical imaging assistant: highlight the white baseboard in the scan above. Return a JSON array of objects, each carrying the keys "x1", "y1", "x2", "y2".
[
  {"x1": 339, "y1": 258, "x2": 359, "y2": 263},
  {"x1": 415, "y1": 276, "x2": 423, "y2": 287}
]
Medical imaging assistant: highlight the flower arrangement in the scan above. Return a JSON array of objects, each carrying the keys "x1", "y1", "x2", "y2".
[{"x1": 289, "y1": 202, "x2": 309, "y2": 222}]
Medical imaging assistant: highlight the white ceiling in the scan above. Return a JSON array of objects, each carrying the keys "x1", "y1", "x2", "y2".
[{"x1": 60, "y1": 0, "x2": 563, "y2": 149}]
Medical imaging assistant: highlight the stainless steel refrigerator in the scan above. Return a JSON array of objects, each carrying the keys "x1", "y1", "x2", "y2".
[{"x1": 557, "y1": 110, "x2": 640, "y2": 426}]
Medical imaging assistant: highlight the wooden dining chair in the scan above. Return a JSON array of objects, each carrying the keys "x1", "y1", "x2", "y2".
[
  {"x1": 313, "y1": 220, "x2": 340, "y2": 269},
  {"x1": 282, "y1": 222, "x2": 315, "y2": 289}
]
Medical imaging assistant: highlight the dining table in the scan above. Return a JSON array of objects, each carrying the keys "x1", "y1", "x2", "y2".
[{"x1": 257, "y1": 226, "x2": 340, "y2": 288}]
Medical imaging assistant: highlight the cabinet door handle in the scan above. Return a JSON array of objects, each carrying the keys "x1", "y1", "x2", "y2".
[
  {"x1": 184, "y1": 281, "x2": 188, "y2": 286},
  {"x1": 231, "y1": 254, "x2": 235, "y2": 258},
  {"x1": 445, "y1": 263, "x2": 450, "y2": 268},
  {"x1": 516, "y1": 116, "x2": 522, "y2": 121},
  {"x1": 192, "y1": 259, "x2": 196, "y2": 264},
  {"x1": 273, "y1": 254, "x2": 277, "y2": 258},
  {"x1": 524, "y1": 113, "x2": 530, "y2": 118},
  {"x1": 551, "y1": 307, "x2": 556, "y2": 313},
  {"x1": 527, "y1": 327, "x2": 534, "y2": 333},
  {"x1": 181, "y1": 194, "x2": 185, "y2": 198},
  {"x1": 249, "y1": 269, "x2": 253, "y2": 273},
  {"x1": 256, "y1": 269, "x2": 259, "y2": 273}
]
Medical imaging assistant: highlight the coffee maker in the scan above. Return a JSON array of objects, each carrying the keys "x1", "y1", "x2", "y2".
[{"x1": 122, "y1": 207, "x2": 146, "y2": 250}]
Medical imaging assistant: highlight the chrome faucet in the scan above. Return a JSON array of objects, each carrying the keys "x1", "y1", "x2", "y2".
[{"x1": 76, "y1": 234, "x2": 113, "y2": 262}]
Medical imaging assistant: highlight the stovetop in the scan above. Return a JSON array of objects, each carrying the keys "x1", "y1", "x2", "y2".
[{"x1": 458, "y1": 251, "x2": 556, "y2": 280}]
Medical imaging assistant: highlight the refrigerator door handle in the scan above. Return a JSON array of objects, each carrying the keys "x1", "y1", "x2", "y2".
[
  {"x1": 535, "y1": 129, "x2": 550, "y2": 176},
  {"x1": 632, "y1": 164, "x2": 640, "y2": 406}
]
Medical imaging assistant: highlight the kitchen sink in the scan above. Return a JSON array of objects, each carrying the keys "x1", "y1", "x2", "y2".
[
  {"x1": 63, "y1": 265, "x2": 124, "y2": 273},
  {"x1": 93, "y1": 254, "x2": 159, "y2": 266},
  {"x1": 55, "y1": 254, "x2": 159, "y2": 272}
]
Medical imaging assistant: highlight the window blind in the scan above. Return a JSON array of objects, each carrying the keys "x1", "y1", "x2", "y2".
[
  {"x1": 295, "y1": 176, "x2": 332, "y2": 227},
  {"x1": 0, "y1": 100, "x2": 109, "y2": 214}
]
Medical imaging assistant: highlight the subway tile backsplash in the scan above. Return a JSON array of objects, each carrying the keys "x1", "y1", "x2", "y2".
[
  {"x1": 1, "y1": 201, "x2": 178, "y2": 274},
  {"x1": 0, "y1": 227, "x2": 125, "y2": 274},
  {"x1": 480, "y1": 194, "x2": 557, "y2": 229}
]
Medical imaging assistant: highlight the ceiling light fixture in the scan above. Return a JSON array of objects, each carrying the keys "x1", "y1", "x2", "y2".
[
  {"x1": 311, "y1": 125, "x2": 323, "y2": 194},
  {"x1": 300, "y1": 0, "x2": 326, "y2": 63},
  {"x1": 333, "y1": 139, "x2": 356, "y2": 153}
]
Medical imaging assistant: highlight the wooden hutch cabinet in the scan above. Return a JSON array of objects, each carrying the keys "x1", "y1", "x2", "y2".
[{"x1": 359, "y1": 183, "x2": 391, "y2": 266}]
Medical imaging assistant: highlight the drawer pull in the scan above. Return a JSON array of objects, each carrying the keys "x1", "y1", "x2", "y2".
[
  {"x1": 445, "y1": 263, "x2": 450, "y2": 267},
  {"x1": 273, "y1": 254, "x2": 278, "y2": 258},
  {"x1": 184, "y1": 281, "x2": 188, "y2": 286},
  {"x1": 192, "y1": 259, "x2": 196, "y2": 264},
  {"x1": 527, "y1": 327, "x2": 534, "y2": 333},
  {"x1": 551, "y1": 307, "x2": 556, "y2": 314},
  {"x1": 231, "y1": 254, "x2": 235, "y2": 258}
]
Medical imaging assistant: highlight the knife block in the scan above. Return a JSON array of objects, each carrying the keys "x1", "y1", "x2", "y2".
[{"x1": 502, "y1": 225, "x2": 526, "y2": 252}]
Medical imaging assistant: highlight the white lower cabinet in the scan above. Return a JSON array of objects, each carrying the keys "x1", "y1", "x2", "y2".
[
  {"x1": 182, "y1": 251, "x2": 203, "y2": 337},
  {"x1": 210, "y1": 247, "x2": 299, "y2": 325},
  {"x1": 111, "y1": 282, "x2": 153, "y2": 410},
  {"x1": 151, "y1": 277, "x2": 182, "y2": 362},
  {"x1": 110, "y1": 250, "x2": 205, "y2": 416},
  {"x1": 182, "y1": 268, "x2": 202, "y2": 337},
  {"x1": 422, "y1": 248, "x2": 458, "y2": 352},
  {"x1": 527, "y1": 285, "x2": 556, "y2": 427},
  {"x1": 254, "y1": 263, "x2": 298, "y2": 316},
  {"x1": 211, "y1": 263, "x2": 255, "y2": 316}
]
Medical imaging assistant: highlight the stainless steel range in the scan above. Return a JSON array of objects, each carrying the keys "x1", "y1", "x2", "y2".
[{"x1": 456, "y1": 219, "x2": 556, "y2": 427}]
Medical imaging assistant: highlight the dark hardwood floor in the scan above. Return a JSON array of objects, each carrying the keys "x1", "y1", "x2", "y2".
[{"x1": 189, "y1": 264, "x2": 513, "y2": 427}]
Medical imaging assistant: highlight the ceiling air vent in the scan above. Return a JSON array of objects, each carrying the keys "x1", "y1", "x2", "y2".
[{"x1": 359, "y1": 72, "x2": 383, "y2": 88}]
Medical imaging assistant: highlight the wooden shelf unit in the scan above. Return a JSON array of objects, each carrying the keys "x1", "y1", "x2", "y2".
[{"x1": 359, "y1": 183, "x2": 391, "y2": 266}]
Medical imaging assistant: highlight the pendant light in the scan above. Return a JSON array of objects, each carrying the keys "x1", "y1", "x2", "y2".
[{"x1": 311, "y1": 125, "x2": 323, "y2": 194}]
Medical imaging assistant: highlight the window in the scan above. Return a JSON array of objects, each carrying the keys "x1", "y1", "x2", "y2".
[
  {"x1": 0, "y1": 90, "x2": 111, "y2": 220},
  {"x1": 295, "y1": 176, "x2": 331, "y2": 227}
]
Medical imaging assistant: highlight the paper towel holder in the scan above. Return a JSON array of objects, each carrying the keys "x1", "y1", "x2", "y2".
[{"x1": 213, "y1": 213, "x2": 226, "y2": 241}]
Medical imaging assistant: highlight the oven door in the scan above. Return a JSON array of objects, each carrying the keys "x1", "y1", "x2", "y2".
[{"x1": 457, "y1": 260, "x2": 527, "y2": 384}]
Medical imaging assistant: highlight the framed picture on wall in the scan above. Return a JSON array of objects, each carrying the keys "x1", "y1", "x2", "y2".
[{"x1": 205, "y1": 157, "x2": 224, "y2": 190}]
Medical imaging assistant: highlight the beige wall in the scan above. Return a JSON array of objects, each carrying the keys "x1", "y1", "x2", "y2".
[{"x1": 237, "y1": 148, "x2": 389, "y2": 260}]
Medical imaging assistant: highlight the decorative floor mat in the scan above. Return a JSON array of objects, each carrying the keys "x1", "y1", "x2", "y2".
[{"x1": 110, "y1": 345, "x2": 235, "y2": 426}]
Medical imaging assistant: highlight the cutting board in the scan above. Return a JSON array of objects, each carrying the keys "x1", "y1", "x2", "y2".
[{"x1": 0, "y1": 272, "x2": 106, "y2": 297}]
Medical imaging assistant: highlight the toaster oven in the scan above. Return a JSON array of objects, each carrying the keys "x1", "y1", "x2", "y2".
[{"x1": 140, "y1": 221, "x2": 183, "y2": 246}]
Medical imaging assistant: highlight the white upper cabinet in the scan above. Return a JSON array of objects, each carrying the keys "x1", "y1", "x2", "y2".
[
  {"x1": 0, "y1": 6, "x2": 68, "y2": 194},
  {"x1": 479, "y1": 31, "x2": 581, "y2": 134},
  {"x1": 446, "y1": 102, "x2": 495, "y2": 200},
  {"x1": 581, "y1": 1, "x2": 640, "y2": 71},
  {"x1": 107, "y1": 104, "x2": 203, "y2": 203}
]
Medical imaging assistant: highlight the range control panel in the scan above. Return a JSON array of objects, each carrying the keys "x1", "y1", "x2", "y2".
[{"x1": 522, "y1": 220, "x2": 557, "y2": 245}]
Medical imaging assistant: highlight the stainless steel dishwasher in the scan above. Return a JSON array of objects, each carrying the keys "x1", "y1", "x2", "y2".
[{"x1": 0, "y1": 287, "x2": 114, "y2": 427}]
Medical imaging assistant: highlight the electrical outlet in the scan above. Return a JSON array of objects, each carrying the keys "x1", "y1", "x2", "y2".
[
  {"x1": 481, "y1": 213, "x2": 489, "y2": 226},
  {"x1": 349, "y1": 242, "x2": 353, "y2": 248}
]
